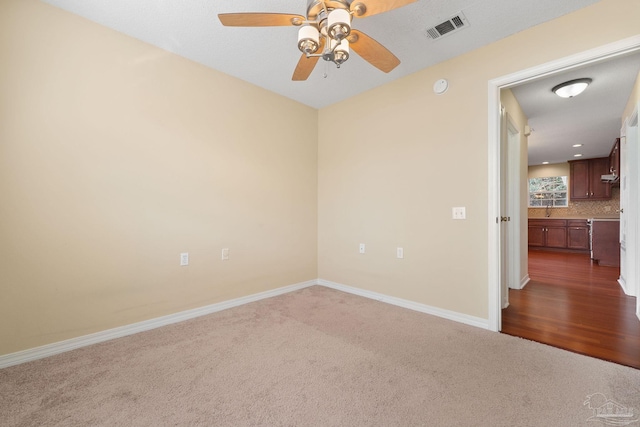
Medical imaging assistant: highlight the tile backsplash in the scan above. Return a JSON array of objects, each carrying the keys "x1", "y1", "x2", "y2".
[{"x1": 528, "y1": 187, "x2": 620, "y2": 218}]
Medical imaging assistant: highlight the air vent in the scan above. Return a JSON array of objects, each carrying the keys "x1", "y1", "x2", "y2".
[{"x1": 425, "y1": 12, "x2": 469, "y2": 40}]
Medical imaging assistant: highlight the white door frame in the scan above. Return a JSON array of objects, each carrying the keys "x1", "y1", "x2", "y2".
[
  {"x1": 506, "y1": 114, "x2": 522, "y2": 292},
  {"x1": 487, "y1": 35, "x2": 640, "y2": 332},
  {"x1": 623, "y1": 106, "x2": 640, "y2": 316},
  {"x1": 499, "y1": 106, "x2": 509, "y2": 311},
  {"x1": 498, "y1": 111, "x2": 522, "y2": 313}
]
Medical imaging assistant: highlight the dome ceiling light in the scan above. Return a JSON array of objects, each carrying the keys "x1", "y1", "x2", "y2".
[{"x1": 552, "y1": 78, "x2": 592, "y2": 98}]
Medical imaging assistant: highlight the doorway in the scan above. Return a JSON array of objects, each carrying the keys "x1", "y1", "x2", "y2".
[
  {"x1": 502, "y1": 249, "x2": 640, "y2": 368},
  {"x1": 487, "y1": 35, "x2": 640, "y2": 333}
]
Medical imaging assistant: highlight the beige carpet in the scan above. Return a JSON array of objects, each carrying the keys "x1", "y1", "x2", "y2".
[{"x1": 1, "y1": 286, "x2": 639, "y2": 426}]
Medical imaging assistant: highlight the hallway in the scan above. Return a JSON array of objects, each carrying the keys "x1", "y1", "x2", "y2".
[{"x1": 501, "y1": 249, "x2": 640, "y2": 369}]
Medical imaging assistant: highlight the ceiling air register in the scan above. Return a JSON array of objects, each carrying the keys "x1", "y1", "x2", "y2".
[{"x1": 425, "y1": 12, "x2": 469, "y2": 40}]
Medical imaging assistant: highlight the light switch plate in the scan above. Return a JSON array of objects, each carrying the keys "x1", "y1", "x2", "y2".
[
  {"x1": 359, "y1": 243, "x2": 365, "y2": 254},
  {"x1": 180, "y1": 252, "x2": 189, "y2": 266},
  {"x1": 397, "y1": 247, "x2": 404, "y2": 259}
]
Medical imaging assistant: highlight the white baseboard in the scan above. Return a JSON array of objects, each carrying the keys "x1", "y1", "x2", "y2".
[
  {"x1": 509, "y1": 274, "x2": 530, "y2": 290},
  {"x1": 317, "y1": 279, "x2": 489, "y2": 330},
  {"x1": 2, "y1": 278, "x2": 491, "y2": 369},
  {"x1": 617, "y1": 277, "x2": 632, "y2": 296},
  {"x1": 0, "y1": 280, "x2": 316, "y2": 369}
]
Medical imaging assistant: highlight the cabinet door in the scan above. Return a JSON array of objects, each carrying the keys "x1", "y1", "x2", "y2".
[
  {"x1": 570, "y1": 160, "x2": 590, "y2": 200},
  {"x1": 567, "y1": 227, "x2": 589, "y2": 250},
  {"x1": 589, "y1": 157, "x2": 612, "y2": 200},
  {"x1": 546, "y1": 226, "x2": 567, "y2": 248},
  {"x1": 528, "y1": 226, "x2": 545, "y2": 247}
]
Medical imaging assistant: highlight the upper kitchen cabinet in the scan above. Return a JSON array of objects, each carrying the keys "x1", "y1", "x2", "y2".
[{"x1": 569, "y1": 157, "x2": 611, "y2": 200}]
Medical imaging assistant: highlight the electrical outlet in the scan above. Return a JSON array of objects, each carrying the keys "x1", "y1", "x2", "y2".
[
  {"x1": 359, "y1": 243, "x2": 365, "y2": 254},
  {"x1": 180, "y1": 252, "x2": 189, "y2": 266},
  {"x1": 396, "y1": 247, "x2": 404, "y2": 259},
  {"x1": 452, "y1": 207, "x2": 466, "y2": 220},
  {"x1": 221, "y1": 248, "x2": 229, "y2": 261}
]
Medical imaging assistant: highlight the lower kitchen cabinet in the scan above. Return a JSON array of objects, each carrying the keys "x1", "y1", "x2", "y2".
[
  {"x1": 528, "y1": 219, "x2": 567, "y2": 249},
  {"x1": 528, "y1": 219, "x2": 589, "y2": 252}
]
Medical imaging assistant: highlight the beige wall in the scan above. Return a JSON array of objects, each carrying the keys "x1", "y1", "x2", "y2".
[
  {"x1": 0, "y1": 1, "x2": 318, "y2": 354},
  {"x1": 2, "y1": 0, "x2": 639, "y2": 356},
  {"x1": 528, "y1": 163, "x2": 570, "y2": 179},
  {"x1": 623, "y1": 70, "x2": 640, "y2": 121},
  {"x1": 318, "y1": 0, "x2": 640, "y2": 319}
]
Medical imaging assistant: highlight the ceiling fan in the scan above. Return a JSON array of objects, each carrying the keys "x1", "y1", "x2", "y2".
[{"x1": 218, "y1": 0, "x2": 416, "y2": 81}]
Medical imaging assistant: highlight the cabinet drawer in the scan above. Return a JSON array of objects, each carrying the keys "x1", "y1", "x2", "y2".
[{"x1": 528, "y1": 219, "x2": 567, "y2": 228}]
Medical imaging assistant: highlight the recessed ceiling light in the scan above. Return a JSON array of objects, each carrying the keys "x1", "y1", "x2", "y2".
[
  {"x1": 552, "y1": 78, "x2": 592, "y2": 98},
  {"x1": 574, "y1": 154, "x2": 583, "y2": 157},
  {"x1": 542, "y1": 161, "x2": 549, "y2": 165},
  {"x1": 572, "y1": 144, "x2": 583, "y2": 147}
]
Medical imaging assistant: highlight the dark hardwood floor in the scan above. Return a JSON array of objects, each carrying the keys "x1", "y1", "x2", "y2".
[{"x1": 501, "y1": 249, "x2": 640, "y2": 369}]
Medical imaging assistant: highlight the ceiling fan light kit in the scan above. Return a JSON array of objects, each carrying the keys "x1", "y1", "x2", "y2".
[
  {"x1": 298, "y1": 26, "x2": 320, "y2": 54},
  {"x1": 297, "y1": 7, "x2": 352, "y2": 67},
  {"x1": 218, "y1": 0, "x2": 416, "y2": 80},
  {"x1": 327, "y1": 8, "x2": 351, "y2": 40},
  {"x1": 328, "y1": 39, "x2": 350, "y2": 65}
]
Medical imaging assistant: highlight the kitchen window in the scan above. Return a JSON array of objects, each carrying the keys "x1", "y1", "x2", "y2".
[{"x1": 529, "y1": 176, "x2": 568, "y2": 207}]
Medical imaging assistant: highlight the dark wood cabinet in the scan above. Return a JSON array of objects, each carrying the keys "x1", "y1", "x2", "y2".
[
  {"x1": 569, "y1": 157, "x2": 611, "y2": 200},
  {"x1": 570, "y1": 160, "x2": 590, "y2": 200},
  {"x1": 528, "y1": 219, "x2": 567, "y2": 249},
  {"x1": 528, "y1": 219, "x2": 589, "y2": 252},
  {"x1": 528, "y1": 224, "x2": 545, "y2": 247},
  {"x1": 567, "y1": 219, "x2": 589, "y2": 250},
  {"x1": 591, "y1": 220, "x2": 620, "y2": 267},
  {"x1": 590, "y1": 157, "x2": 611, "y2": 199}
]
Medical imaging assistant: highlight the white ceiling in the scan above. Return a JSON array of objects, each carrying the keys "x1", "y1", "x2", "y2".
[
  {"x1": 39, "y1": 0, "x2": 639, "y2": 166},
  {"x1": 41, "y1": 0, "x2": 601, "y2": 109},
  {"x1": 511, "y1": 52, "x2": 640, "y2": 166}
]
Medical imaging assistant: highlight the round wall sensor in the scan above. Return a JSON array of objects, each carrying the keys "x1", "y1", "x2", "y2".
[{"x1": 433, "y1": 79, "x2": 449, "y2": 95}]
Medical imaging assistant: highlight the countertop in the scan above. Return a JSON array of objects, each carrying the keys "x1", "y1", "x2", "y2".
[{"x1": 528, "y1": 216, "x2": 620, "y2": 220}]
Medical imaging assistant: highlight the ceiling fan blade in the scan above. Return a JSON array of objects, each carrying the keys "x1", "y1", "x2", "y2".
[
  {"x1": 292, "y1": 39, "x2": 324, "y2": 81},
  {"x1": 218, "y1": 13, "x2": 305, "y2": 27},
  {"x1": 350, "y1": 0, "x2": 416, "y2": 18},
  {"x1": 292, "y1": 54, "x2": 320, "y2": 81},
  {"x1": 348, "y1": 30, "x2": 400, "y2": 73}
]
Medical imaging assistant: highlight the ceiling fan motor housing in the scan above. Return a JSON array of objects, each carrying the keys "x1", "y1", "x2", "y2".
[{"x1": 306, "y1": 0, "x2": 351, "y2": 22}]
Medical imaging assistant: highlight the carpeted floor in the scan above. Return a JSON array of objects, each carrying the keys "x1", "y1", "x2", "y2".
[{"x1": 1, "y1": 286, "x2": 639, "y2": 426}]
